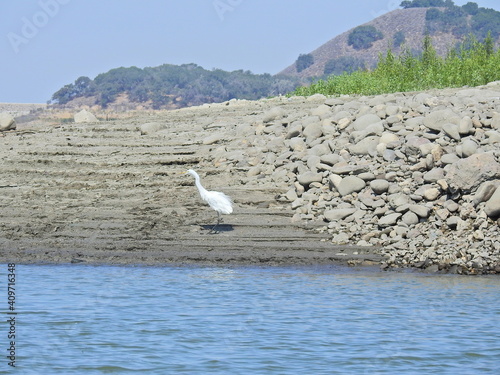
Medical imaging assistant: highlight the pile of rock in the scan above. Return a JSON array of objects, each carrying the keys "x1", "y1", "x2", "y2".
[{"x1": 219, "y1": 83, "x2": 500, "y2": 274}]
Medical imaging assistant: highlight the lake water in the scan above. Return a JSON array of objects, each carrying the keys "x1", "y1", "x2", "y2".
[{"x1": 2, "y1": 264, "x2": 500, "y2": 374}]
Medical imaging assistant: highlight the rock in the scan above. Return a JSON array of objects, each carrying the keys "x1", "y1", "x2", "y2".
[
  {"x1": 263, "y1": 107, "x2": 285, "y2": 123},
  {"x1": 140, "y1": 122, "x2": 163, "y2": 135},
  {"x1": 74, "y1": 109, "x2": 98, "y2": 123},
  {"x1": 423, "y1": 109, "x2": 460, "y2": 132},
  {"x1": 370, "y1": 179, "x2": 390, "y2": 195},
  {"x1": 459, "y1": 116, "x2": 473, "y2": 135},
  {"x1": 348, "y1": 136, "x2": 379, "y2": 156},
  {"x1": 324, "y1": 208, "x2": 357, "y2": 222},
  {"x1": 303, "y1": 122, "x2": 323, "y2": 140},
  {"x1": 328, "y1": 174, "x2": 343, "y2": 191},
  {"x1": 442, "y1": 123, "x2": 461, "y2": 141},
  {"x1": 0, "y1": 113, "x2": 16, "y2": 131},
  {"x1": 320, "y1": 154, "x2": 341, "y2": 166},
  {"x1": 446, "y1": 153, "x2": 500, "y2": 193},
  {"x1": 402, "y1": 211, "x2": 419, "y2": 225},
  {"x1": 423, "y1": 168, "x2": 445, "y2": 183},
  {"x1": 423, "y1": 187, "x2": 440, "y2": 201},
  {"x1": 441, "y1": 153, "x2": 460, "y2": 164},
  {"x1": 378, "y1": 213, "x2": 402, "y2": 227},
  {"x1": 460, "y1": 139, "x2": 478, "y2": 158},
  {"x1": 297, "y1": 171, "x2": 323, "y2": 187},
  {"x1": 337, "y1": 176, "x2": 366, "y2": 196},
  {"x1": 203, "y1": 133, "x2": 223, "y2": 145},
  {"x1": 379, "y1": 132, "x2": 399, "y2": 145},
  {"x1": 409, "y1": 204, "x2": 431, "y2": 218},
  {"x1": 472, "y1": 181, "x2": 499, "y2": 207},
  {"x1": 484, "y1": 186, "x2": 500, "y2": 218},
  {"x1": 352, "y1": 114, "x2": 381, "y2": 131}
]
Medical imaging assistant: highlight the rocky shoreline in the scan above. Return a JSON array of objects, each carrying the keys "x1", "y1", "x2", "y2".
[{"x1": 1, "y1": 83, "x2": 500, "y2": 274}]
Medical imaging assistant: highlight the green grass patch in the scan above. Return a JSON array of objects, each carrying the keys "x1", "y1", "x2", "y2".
[{"x1": 292, "y1": 34, "x2": 500, "y2": 97}]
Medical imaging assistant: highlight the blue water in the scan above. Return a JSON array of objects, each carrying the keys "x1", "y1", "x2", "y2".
[{"x1": 2, "y1": 264, "x2": 500, "y2": 374}]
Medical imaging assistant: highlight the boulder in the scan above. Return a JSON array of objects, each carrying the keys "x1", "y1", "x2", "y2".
[
  {"x1": 0, "y1": 112, "x2": 16, "y2": 131},
  {"x1": 446, "y1": 153, "x2": 500, "y2": 193},
  {"x1": 370, "y1": 179, "x2": 390, "y2": 194},
  {"x1": 74, "y1": 109, "x2": 98, "y2": 123},
  {"x1": 303, "y1": 122, "x2": 323, "y2": 140},
  {"x1": 352, "y1": 114, "x2": 381, "y2": 131},
  {"x1": 348, "y1": 136, "x2": 379, "y2": 156},
  {"x1": 324, "y1": 208, "x2": 357, "y2": 222},
  {"x1": 140, "y1": 122, "x2": 163, "y2": 135},
  {"x1": 378, "y1": 213, "x2": 402, "y2": 227},
  {"x1": 423, "y1": 109, "x2": 460, "y2": 132},
  {"x1": 297, "y1": 171, "x2": 323, "y2": 187},
  {"x1": 337, "y1": 176, "x2": 366, "y2": 196},
  {"x1": 263, "y1": 107, "x2": 285, "y2": 123},
  {"x1": 484, "y1": 187, "x2": 500, "y2": 218}
]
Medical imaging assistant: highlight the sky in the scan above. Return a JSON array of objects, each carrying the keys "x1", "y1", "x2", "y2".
[{"x1": 1, "y1": 0, "x2": 499, "y2": 103}]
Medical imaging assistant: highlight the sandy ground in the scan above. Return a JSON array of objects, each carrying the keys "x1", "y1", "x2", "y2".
[{"x1": 0, "y1": 98, "x2": 384, "y2": 267}]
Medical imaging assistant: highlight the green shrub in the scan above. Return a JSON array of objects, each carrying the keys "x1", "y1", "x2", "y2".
[
  {"x1": 348, "y1": 26, "x2": 384, "y2": 50},
  {"x1": 292, "y1": 34, "x2": 500, "y2": 97}
]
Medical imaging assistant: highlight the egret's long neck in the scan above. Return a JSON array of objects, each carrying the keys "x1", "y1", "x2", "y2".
[{"x1": 194, "y1": 174, "x2": 208, "y2": 195}]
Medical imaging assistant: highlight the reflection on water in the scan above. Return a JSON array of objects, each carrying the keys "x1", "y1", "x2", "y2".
[{"x1": 4, "y1": 264, "x2": 500, "y2": 374}]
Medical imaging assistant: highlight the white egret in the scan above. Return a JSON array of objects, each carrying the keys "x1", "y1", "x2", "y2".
[{"x1": 186, "y1": 169, "x2": 233, "y2": 233}]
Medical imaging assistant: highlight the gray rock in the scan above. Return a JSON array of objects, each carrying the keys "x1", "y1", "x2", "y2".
[
  {"x1": 202, "y1": 133, "x2": 223, "y2": 145},
  {"x1": 378, "y1": 213, "x2": 402, "y2": 227},
  {"x1": 472, "y1": 181, "x2": 500, "y2": 207},
  {"x1": 460, "y1": 139, "x2": 478, "y2": 157},
  {"x1": 337, "y1": 176, "x2": 366, "y2": 196},
  {"x1": 370, "y1": 179, "x2": 390, "y2": 194},
  {"x1": 263, "y1": 107, "x2": 285, "y2": 123},
  {"x1": 409, "y1": 204, "x2": 431, "y2": 218},
  {"x1": 423, "y1": 109, "x2": 460, "y2": 132},
  {"x1": 352, "y1": 114, "x2": 381, "y2": 131},
  {"x1": 297, "y1": 171, "x2": 323, "y2": 187},
  {"x1": 324, "y1": 208, "x2": 357, "y2": 222},
  {"x1": 0, "y1": 113, "x2": 16, "y2": 131},
  {"x1": 423, "y1": 168, "x2": 445, "y2": 183},
  {"x1": 446, "y1": 153, "x2": 500, "y2": 193},
  {"x1": 442, "y1": 123, "x2": 461, "y2": 141},
  {"x1": 402, "y1": 211, "x2": 419, "y2": 225},
  {"x1": 485, "y1": 131, "x2": 500, "y2": 144},
  {"x1": 348, "y1": 136, "x2": 379, "y2": 156},
  {"x1": 423, "y1": 187, "x2": 440, "y2": 201},
  {"x1": 484, "y1": 186, "x2": 500, "y2": 218},
  {"x1": 459, "y1": 116, "x2": 473, "y2": 135},
  {"x1": 320, "y1": 154, "x2": 341, "y2": 166},
  {"x1": 140, "y1": 122, "x2": 164, "y2": 135},
  {"x1": 74, "y1": 109, "x2": 98, "y2": 123},
  {"x1": 440, "y1": 153, "x2": 460, "y2": 164},
  {"x1": 303, "y1": 122, "x2": 323, "y2": 140}
]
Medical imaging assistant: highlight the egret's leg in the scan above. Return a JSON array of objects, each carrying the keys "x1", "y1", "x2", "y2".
[{"x1": 209, "y1": 212, "x2": 221, "y2": 234}]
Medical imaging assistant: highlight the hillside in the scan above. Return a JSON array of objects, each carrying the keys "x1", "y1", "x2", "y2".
[{"x1": 280, "y1": 4, "x2": 500, "y2": 79}]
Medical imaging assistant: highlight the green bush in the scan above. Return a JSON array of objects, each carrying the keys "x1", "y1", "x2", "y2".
[
  {"x1": 348, "y1": 26, "x2": 384, "y2": 50},
  {"x1": 292, "y1": 34, "x2": 500, "y2": 97},
  {"x1": 296, "y1": 54, "x2": 314, "y2": 73}
]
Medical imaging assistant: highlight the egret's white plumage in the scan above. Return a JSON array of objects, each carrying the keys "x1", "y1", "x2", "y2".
[{"x1": 186, "y1": 169, "x2": 233, "y2": 232}]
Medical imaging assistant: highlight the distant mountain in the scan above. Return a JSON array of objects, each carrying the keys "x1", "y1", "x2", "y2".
[
  {"x1": 280, "y1": 1, "x2": 500, "y2": 79},
  {"x1": 50, "y1": 64, "x2": 300, "y2": 110}
]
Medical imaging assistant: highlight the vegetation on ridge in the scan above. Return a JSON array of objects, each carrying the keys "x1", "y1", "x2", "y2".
[
  {"x1": 51, "y1": 64, "x2": 300, "y2": 109},
  {"x1": 292, "y1": 34, "x2": 500, "y2": 97}
]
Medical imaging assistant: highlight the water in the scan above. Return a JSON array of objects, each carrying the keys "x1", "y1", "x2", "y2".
[{"x1": 2, "y1": 264, "x2": 499, "y2": 374}]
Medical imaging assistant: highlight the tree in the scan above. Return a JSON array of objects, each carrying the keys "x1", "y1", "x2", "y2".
[
  {"x1": 348, "y1": 26, "x2": 384, "y2": 50},
  {"x1": 393, "y1": 31, "x2": 406, "y2": 48},
  {"x1": 324, "y1": 56, "x2": 365, "y2": 76},
  {"x1": 462, "y1": 2, "x2": 479, "y2": 15},
  {"x1": 296, "y1": 54, "x2": 314, "y2": 73}
]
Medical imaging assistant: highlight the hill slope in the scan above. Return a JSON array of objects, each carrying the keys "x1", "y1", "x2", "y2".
[{"x1": 279, "y1": 8, "x2": 460, "y2": 78}]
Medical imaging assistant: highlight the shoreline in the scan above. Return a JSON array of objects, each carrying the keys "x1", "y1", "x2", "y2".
[{"x1": 1, "y1": 85, "x2": 500, "y2": 274}]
